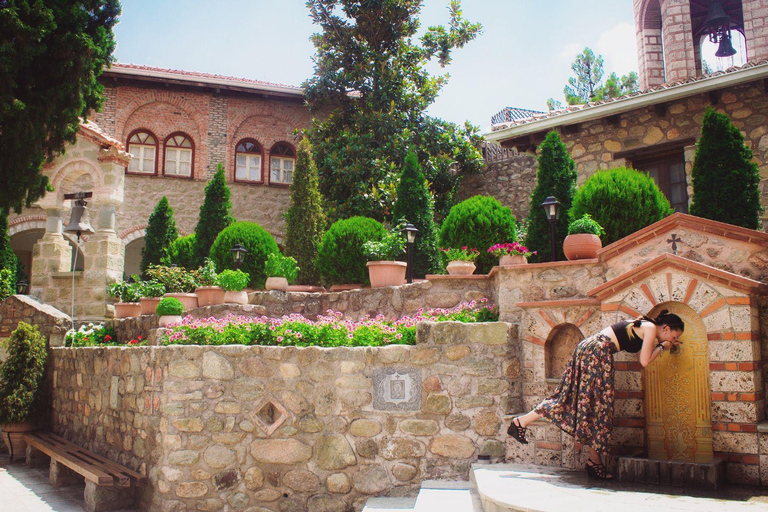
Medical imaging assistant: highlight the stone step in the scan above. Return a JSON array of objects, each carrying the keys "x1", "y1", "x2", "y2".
[
  {"x1": 413, "y1": 480, "x2": 483, "y2": 512},
  {"x1": 362, "y1": 496, "x2": 417, "y2": 511}
]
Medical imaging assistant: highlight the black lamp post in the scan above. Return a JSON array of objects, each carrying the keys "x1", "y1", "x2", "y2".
[
  {"x1": 401, "y1": 224, "x2": 418, "y2": 284},
  {"x1": 541, "y1": 196, "x2": 562, "y2": 262},
  {"x1": 231, "y1": 243, "x2": 247, "y2": 268}
]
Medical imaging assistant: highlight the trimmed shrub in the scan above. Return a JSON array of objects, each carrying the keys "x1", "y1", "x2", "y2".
[
  {"x1": 209, "y1": 221, "x2": 278, "y2": 289},
  {"x1": 392, "y1": 150, "x2": 440, "y2": 277},
  {"x1": 156, "y1": 297, "x2": 184, "y2": 317},
  {"x1": 690, "y1": 107, "x2": 763, "y2": 229},
  {"x1": 439, "y1": 196, "x2": 516, "y2": 273},
  {"x1": 316, "y1": 217, "x2": 386, "y2": 286},
  {"x1": 264, "y1": 253, "x2": 299, "y2": 283},
  {"x1": 570, "y1": 166, "x2": 673, "y2": 245},
  {"x1": 218, "y1": 269, "x2": 249, "y2": 291},
  {"x1": 141, "y1": 197, "x2": 179, "y2": 275},
  {"x1": 145, "y1": 264, "x2": 198, "y2": 294},
  {"x1": 162, "y1": 234, "x2": 197, "y2": 270},
  {"x1": 285, "y1": 139, "x2": 326, "y2": 285},
  {"x1": 525, "y1": 130, "x2": 577, "y2": 262},
  {"x1": 194, "y1": 164, "x2": 234, "y2": 266},
  {"x1": 0, "y1": 322, "x2": 47, "y2": 425}
]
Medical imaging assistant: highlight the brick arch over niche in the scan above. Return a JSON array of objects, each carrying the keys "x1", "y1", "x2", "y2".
[{"x1": 116, "y1": 92, "x2": 207, "y2": 141}]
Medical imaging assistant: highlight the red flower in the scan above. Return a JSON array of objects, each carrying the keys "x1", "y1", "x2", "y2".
[{"x1": 103, "y1": 335, "x2": 112, "y2": 342}]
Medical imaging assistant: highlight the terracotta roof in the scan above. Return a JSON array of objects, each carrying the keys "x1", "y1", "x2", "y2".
[
  {"x1": 491, "y1": 107, "x2": 545, "y2": 126},
  {"x1": 78, "y1": 120, "x2": 124, "y2": 149},
  {"x1": 490, "y1": 59, "x2": 768, "y2": 132}
]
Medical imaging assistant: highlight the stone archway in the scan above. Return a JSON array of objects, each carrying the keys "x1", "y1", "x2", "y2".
[{"x1": 645, "y1": 301, "x2": 712, "y2": 463}]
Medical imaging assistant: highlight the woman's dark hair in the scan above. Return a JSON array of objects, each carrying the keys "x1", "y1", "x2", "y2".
[{"x1": 634, "y1": 309, "x2": 685, "y2": 332}]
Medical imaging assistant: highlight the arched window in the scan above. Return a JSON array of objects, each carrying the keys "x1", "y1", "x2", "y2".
[
  {"x1": 269, "y1": 142, "x2": 296, "y2": 185},
  {"x1": 235, "y1": 139, "x2": 263, "y2": 182},
  {"x1": 164, "y1": 133, "x2": 194, "y2": 178},
  {"x1": 126, "y1": 130, "x2": 158, "y2": 175}
]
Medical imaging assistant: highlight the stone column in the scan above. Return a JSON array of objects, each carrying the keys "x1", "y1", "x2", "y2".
[
  {"x1": 81, "y1": 202, "x2": 125, "y2": 320},
  {"x1": 661, "y1": 0, "x2": 697, "y2": 83},
  {"x1": 30, "y1": 209, "x2": 74, "y2": 306}
]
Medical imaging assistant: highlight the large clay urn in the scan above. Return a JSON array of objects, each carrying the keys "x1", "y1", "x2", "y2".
[
  {"x1": 446, "y1": 261, "x2": 476, "y2": 275},
  {"x1": 114, "y1": 302, "x2": 142, "y2": 318},
  {"x1": 563, "y1": 233, "x2": 602, "y2": 260}
]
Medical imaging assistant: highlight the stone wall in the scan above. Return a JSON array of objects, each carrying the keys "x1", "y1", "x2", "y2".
[
  {"x1": 0, "y1": 295, "x2": 70, "y2": 347},
  {"x1": 51, "y1": 321, "x2": 517, "y2": 511}
]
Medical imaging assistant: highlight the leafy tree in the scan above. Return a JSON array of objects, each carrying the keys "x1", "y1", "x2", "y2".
[
  {"x1": 0, "y1": 0, "x2": 121, "y2": 213},
  {"x1": 194, "y1": 164, "x2": 234, "y2": 266},
  {"x1": 525, "y1": 131, "x2": 577, "y2": 262},
  {"x1": 285, "y1": 139, "x2": 326, "y2": 285},
  {"x1": 392, "y1": 150, "x2": 439, "y2": 277},
  {"x1": 304, "y1": 0, "x2": 484, "y2": 221},
  {"x1": 690, "y1": 107, "x2": 763, "y2": 229},
  {"x1": 547, "y1": 48, "x2": 639, "y2": 107},
  {"x1": 0, "y1": 211, "x2": 18, "y2": 283},
  {"x1": 141, "y1": 197, "x2": 179, "y2": 275}
]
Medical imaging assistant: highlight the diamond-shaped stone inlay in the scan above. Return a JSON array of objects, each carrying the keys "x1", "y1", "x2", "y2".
[{"x1": 250, "y1": 398, "x2": 289, "y2": 436}]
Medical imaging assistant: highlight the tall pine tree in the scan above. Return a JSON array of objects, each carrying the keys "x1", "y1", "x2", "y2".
[
  {"x1": 194, "y1": 164, "x2": 234, "y2": 266},
  {"x1": 392, "y1": 150, "x2": 439, "y2": 277},
  {"x1": 285, "y1": 139, "x2": 326, "y2": 285},
  {"x1": 140, "y1": 197, "x2": 179, "y2": 274},
  {"x1": 525, "y1": 131, "x2": 577, "y2": 262},
  {"x1": 690, "y1": 107, "x2": 763, "y2": 229}
]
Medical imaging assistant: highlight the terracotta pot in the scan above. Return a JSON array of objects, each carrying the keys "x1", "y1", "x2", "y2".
[
  {"x1": 1, "y1": 422, "x2": 36, "y2": 460},
  {"x1": 163, "y1": 292, "x2": 198, "y2": 311},
  {"x1": 140, "y1": 297, "x2": 162, "y2": 316},
  {"x1": 366, "y1": 261, "x2": 407, "y2": 288},
  {"x1": 446, "y1": 260, "x2": 476, "y2": 275},
  {"x1": 329, "y1": 284, "x2": 363, "y2": 292},
  {"x1": 499, "y1": 254, "x2": 527, "y2": 265},
  {"x1": 158, "y1": 315, "x2": 183, "y2": 328},
  {"x1": 265, "y1": 277, "x2": 289, "y2": 291},
  {"x1": 196, "y1": 286, "x2": 225, "y2": 307},
  {"x1": 114, "y1": 302, "x2": 142, "y2": 318},
  {"x1": 563, "y1": 233, "x2": 602, "y2": 261},
  {"x1": 223, "y1": 290, "x2": 249, "y2": 305}
]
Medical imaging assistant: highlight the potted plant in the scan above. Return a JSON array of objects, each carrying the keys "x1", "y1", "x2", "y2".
[
  {"x1": 264, "y1": 253, "x2": 299, "y2": 292},
  {"x1": 363, "y1": 226, "x2": 407, "y2": 288},
  {"x1": 563, "y1": 213, "x2": 605, "y2": 261},
  {"x1": 146, "y1": 264, "x2": 199, "y2": 311},
  {"x1": 0, "y1": 322, "x2": 47, "y2": 459},
  {"x1": 439, "y1": 247, "x2": 480, "y2": 275},
  {"x1": 107, "y1": 276, "x2": 142, "y2": 318},
  {"x1": 155, "y1": 297, "x2": 185, "y2": 327},
  {"x1": 219, "y1": 269, "x2": 250, "y2": 305},
  {"x1": 138, "y1": 279, "x2": 166, "y2": 315},
  {"x1": 194, "y1": 258, "x2": 225, "y2": 307},
  {"x1": 488, "y1": 242, "x2": 536, "y2": 265}
]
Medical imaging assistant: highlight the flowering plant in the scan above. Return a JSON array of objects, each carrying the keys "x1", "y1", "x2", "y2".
[
  {"x1": 488, "y1": 242, "x2": 536, "y2": 258},
  {"x1": 65, "y1": 323, "x2": 116, "y2": 347},
  {"x1": 439, "y1": 247, "x2": 480, "y2": 262}
]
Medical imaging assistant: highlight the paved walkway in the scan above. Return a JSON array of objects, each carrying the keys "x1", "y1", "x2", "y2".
[{"x1": 0, "y1": 454, "x2": 86, "y2": 512}]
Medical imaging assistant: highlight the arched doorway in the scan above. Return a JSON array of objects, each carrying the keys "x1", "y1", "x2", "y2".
[
  {"x1": 11, "y1": 229, "x2": 85, "y2": 282},
  {"x1": 645, "y1": 301, "x2": 712, "y2": 463},
  {"x1": 124, "y1": 238, "x2": 144, "y2": 278}
]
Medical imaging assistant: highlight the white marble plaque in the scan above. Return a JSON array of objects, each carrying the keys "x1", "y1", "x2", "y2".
[{"x1": 373, "y1": 368, "x2": 420, "y2": 411}]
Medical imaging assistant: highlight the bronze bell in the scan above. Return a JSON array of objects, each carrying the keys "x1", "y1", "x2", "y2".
[
  {"x1": 715, "y1": 33, "x2": 737, "y2": 57},
  {"x1": 63, "y1": 198, "x2": 96, "y2": 238},
  {"x1": 702, "y1": 0, "x2": 730, "y2": 34}
]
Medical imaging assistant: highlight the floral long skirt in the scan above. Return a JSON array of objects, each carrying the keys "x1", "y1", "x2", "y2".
[{"x1": 533, "y1": 332, "x2": 617, "y2": 455}]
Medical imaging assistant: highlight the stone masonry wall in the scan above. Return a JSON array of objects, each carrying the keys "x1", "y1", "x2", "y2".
[
  {"x1": 51, "y1": 321, "x2": 517, "y2": 511},
  {"x1": 0, "y1": 295, "x2": 70, "y2": 347}
]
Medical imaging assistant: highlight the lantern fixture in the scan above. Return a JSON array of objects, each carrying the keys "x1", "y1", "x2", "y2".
[
  {"x1": 231, "y1": 243, "x2": 247, "y2": 267},
  {"x1": 400, "y1": 224, "x2": 418, "y2": 283},
  {"x1": 541, "y1": 196, "x2": 561, "y2": 262}
]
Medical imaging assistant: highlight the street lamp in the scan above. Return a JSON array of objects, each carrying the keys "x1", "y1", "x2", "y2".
[
  {"x1": 231, "y1": 243, "x2": 247, "y2": 268},
  {"x1": 541, "y1": 196, "x2": 561, "y2": 263},
  {"x1": 401, "y1": 224, "x2": 418, "y2": 284}
]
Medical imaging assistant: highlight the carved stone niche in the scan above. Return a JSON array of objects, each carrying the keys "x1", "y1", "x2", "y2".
[{"x1": 545, "y1": 323, "x2": 584, "y2": 381}]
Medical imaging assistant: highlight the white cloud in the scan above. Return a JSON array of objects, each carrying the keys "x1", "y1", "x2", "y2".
[
  {"x1": 595, "y1": 23, "x2": 638, "y2": 75},
  {"x1": 560, "y1": 43, "x2": 582, "y2": 62}
]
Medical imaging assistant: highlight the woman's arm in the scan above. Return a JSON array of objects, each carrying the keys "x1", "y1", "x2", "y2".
[{"x1": 637, "y1": 322, "x2": 664, "y2": 367}]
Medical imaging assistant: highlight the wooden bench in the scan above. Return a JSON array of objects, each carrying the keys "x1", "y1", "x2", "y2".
[{"x1": 23, "y1": 432, "x2": 146, "y2": 512}]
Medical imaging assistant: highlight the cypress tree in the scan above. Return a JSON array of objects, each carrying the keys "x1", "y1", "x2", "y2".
[
  {"x1": 690, "y1": 107, "x2": 763, "y2": 229},
  {"x1": 194, "y1": 164, "x2": 234, "y2": 266},
  {"x1": 285, "y1": 139, "x2": 326, "y2": 285},
  {"x1": 141, "y1": 197, "x2": 179, "y2": 274},
  {"x1": 392, "y1": 151, "x2": 440, "y2": 277},
  {"x1": 525, "y1": 131, "x2": 577, "y2": 262}
]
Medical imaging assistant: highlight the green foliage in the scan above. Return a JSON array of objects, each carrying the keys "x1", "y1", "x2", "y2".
[
  {"x1": 567, "y1": 213, "x2": 605, "y2": 236},
  {"x1": 156, "y1": 297, "x2": 184, "y2": 317},
  {"x1": 525, "y1": 130, "x2": 577, "y2": 262},
  {"x1": 218, "y1": 269, "x2": 250, "y2": 291},
  {"x1": 137, "y1": 280, "x2": 165, "y2": 298},
  {"x1": 0, "y1": 322, "x2": 47, "y2": 424},
  {"x1": 0, "y1": 211, "x2": 18, "y2": 285},
  {"x1": 193, "y1": 258, "x2": 219, "y2": 287},
  {"x1": 194, "y1": 164, "x2": 234, "y2": 266},
  {"x1": 65, "y1": 322, "x2": 114, "y2": 347},
  {"x1": 0, "y1": 1, "x2": 120, "y2": 213},
  {"x1": 209, "y1": 221, "x2": 278, "y2": 289},
  {"x1": 570, "y1": 166, "x2": 673, "y2": 245},
  {"x1": 0, "y1": 269, "x2": 14, "y2": 301},
  {"x1": 284, "y1": 139, "x2": 326, "y2": 285},
  {"x1": 264, "y1": 254, "x2": 299, "y2": 283},
  {"x1": 439, "y1": 247, "x2": 479, "y2": 262},
  {"x1": 107, "y1": 277, "x2": 142, "y2": 303},
  {"x1": 439, "y1": 196, "x2": 516, "y2": 273},
  {"x1": 145, "y1": 264, "x2": 197, "y2": 294},
  {"x1": 141, "y1": 197, "x2": 179, "y2": 275},
  {"x1": 363, "y1": 223, "x2": 406, "y2": 261},
  {"x1": 690, "y1": 107, "x2": 763, "y2": 229},
  {"x1": 392, "y1": 151, "x2": 440, "y2": 276},
  {"x1": 315, "y1": 217, "x2": 386, "y2": 285},
  {"x1": 162, "y1": 234, "x2": 197, "y2": 270},
  {"x1": 304, "y1": 0, "x2": 483, "y2": 221}
]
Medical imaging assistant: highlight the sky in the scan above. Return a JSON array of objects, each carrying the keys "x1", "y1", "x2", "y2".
[{"x1": 113, "y1": 1, "x2": 641, "y2": 133}]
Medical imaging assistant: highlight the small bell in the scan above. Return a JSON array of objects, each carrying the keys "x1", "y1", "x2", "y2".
[
  {"x1": 715, "y1": 33, "x2": 737, "y2": 57},
  {"x1": 702, "y1": 0, "x2": 730, "y2": 33},
  {"x1": 63, "y1": 198, "x2": 95, "y2": 239}
]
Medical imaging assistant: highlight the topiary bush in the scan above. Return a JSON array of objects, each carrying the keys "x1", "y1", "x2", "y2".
[
  {"x1": 315, "y1": 216, "x2": 386, "y2": 286},
  {"x1": 209, "y1": 221, "x2": 278, "y2": 289},
  {"x1": 570, "y1": 166, "x2": 673, "y2": 246},
  {"x1": 162, "y1": 233, "x2": 197, "y2": 270},
  {"x1": 439, "y1": 195, "x2": 516, "y2": 274},
  {"x1": 0, "y1": 322, "x2": 47, "y2": 425},
  {"x1": 218, "y1": 269, "x2": 250, "y2": 291},
  {"x1": 156, "y1": 297, "x2": 184, "y2": 317}
]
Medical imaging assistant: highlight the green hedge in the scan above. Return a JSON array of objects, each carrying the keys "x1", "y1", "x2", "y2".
[
  {"x1": 315, "y1": 216, "x2": 385, "y2": 286},
  {"x1": 210, "y1": 221, "x2": 278, "y2": 289}
]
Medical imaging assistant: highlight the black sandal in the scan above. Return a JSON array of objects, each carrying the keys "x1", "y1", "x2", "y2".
[
  {"x1": 507, "y1": 417, "x2": 528, "y2": 444},
  {"x1": 585, "y1": 460, "x2": 613, "y2": 480}
]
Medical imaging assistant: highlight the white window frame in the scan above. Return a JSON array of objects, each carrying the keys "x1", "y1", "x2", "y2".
[
  {"x1": 164, "y1": 134, "x2": 193, "y2": 177},
  {"x1": 127, "y1": 131, "x2": 157, "y2": 174},
  {"x1": 235, "y1": 140, "x2": 263, "y2": 182},
  {"x1": 270, "y1": 156, "x2": 294, "y2": 184}
]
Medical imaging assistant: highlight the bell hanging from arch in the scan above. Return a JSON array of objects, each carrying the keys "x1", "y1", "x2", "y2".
[
  {"x1": 715, "y1": 33, "x2": 737, "y2": 57},
  {"x1": 63, "y1": 198, "x2": 95, "y2": 239}
]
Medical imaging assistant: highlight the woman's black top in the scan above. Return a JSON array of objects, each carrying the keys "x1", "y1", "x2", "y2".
[{"x1": 610, "y1": 320, "x2": 644, "y2": 353}]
